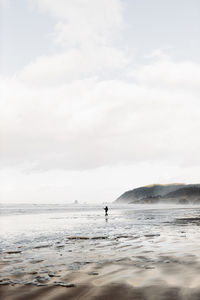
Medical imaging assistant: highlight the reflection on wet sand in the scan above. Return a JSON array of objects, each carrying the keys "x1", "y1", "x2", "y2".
[
  {"x1": 1, "y1": 204, "x2": 200, "y2": 299},
  {"x1": 175, "y1": 217, "x2": 200, "y2": 225}
]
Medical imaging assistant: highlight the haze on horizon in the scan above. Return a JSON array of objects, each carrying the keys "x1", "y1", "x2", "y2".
[{"x1": 1, "y1": 0, "x2": 200, "y2": 204}]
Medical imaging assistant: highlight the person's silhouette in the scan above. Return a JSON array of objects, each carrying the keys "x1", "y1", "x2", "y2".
[{"x1": 104, "y1": 206, "x2": 108, "y2": 216}]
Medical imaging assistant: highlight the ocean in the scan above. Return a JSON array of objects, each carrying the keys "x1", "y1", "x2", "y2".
[{"x1": 1, "y1": 203, "x2": 200, "y2": 280}]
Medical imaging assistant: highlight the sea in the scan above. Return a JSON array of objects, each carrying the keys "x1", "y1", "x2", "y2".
[{"x1": 1, "y1": 203, "x2": 200, "y2": 279}]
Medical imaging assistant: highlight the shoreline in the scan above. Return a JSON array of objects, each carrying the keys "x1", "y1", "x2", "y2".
[
  {"x1": 1, "y1": 256, "x2": 200, "y2": 300},
  {"x1": 2, "y1": 205, "x2": 200, "y2": 299}
]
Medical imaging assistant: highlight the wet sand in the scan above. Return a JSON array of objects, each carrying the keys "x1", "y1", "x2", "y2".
[
  {"x1": 2, "y1": 253, "x2": 200, "y2": 300},
  {"x1": 2, "y1": 205, "x2": 200, "y2": 299}
]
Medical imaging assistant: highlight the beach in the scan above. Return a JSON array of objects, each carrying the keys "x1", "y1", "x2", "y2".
[{"x1": 1, "y1": 204, "x2": 200, "y2": 299}]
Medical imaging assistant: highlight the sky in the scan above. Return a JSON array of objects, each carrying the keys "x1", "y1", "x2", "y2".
[{"x1": 0, "y1": 0, "x2": 200, "y2": 204}]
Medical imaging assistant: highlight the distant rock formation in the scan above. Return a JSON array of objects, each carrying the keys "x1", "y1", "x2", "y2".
[{"x1": 115, "y1": 184, "x2": 200, "y2": 204}]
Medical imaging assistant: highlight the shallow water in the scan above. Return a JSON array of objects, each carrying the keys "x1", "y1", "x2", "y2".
[{"x1": 1, "y1": 203, "x2": 200, "y2": 279}]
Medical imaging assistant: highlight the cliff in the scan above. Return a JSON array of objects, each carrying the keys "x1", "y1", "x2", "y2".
[{"x1": 115, "y1": 184, "x2": 200, "y2": 204}]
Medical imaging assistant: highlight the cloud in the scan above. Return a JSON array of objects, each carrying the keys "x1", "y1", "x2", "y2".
[
  {"x1": 0, "y1": 0, "x2": 10, "y2": 7},
  {"x1": 1, "y1": 1, "x2": 200, "y2": 203},
  {"x1": 31, "y1": 0, "x2": 124, "y2": 47},
  {"x1": 1, "y1": 1, "x2": 200, "y2": 173},
  {"x1": 18, "y1": 46, "x2": 128, "y2": 86},
  {"x1": 130, "y1": 53, "x2": 200, "y2": 92},
  {"x1": 17, "y1": 0, "x2": 128, "y2": 86},
  {"x1": 1, "y1": 56, "x2": 200, "y2": 171}
]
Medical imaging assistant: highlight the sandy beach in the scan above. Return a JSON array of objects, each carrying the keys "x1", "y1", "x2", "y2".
[
  {"x1": 1, "y1": 204, "x2": 200, "y2": 299},
  {"x1": 2, "y1": 257, "x2": 200, "y2": 300}
]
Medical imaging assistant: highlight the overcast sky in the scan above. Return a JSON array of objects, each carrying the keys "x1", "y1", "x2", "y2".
[{"x1": 1, "y1": 0, "x2": 200, "y2": 204}]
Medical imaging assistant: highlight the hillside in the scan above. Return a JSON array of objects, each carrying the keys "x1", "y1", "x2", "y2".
[{"x1": 115, "y1": 184, "x2": 200, "y2": 204}]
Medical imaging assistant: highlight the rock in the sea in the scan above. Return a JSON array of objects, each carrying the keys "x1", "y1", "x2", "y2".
[
  {"x1": 54, "y1": 281, "x2": 76, "y2": 287},
  {"x1": 144, "y1": 234, "x2": 160, "y2": 237},
  {"x1": 0, "y1": 278, "x2": 12, "y2": 285},
  {"x1": 29, "y1": 271, "x2": 38, "y2": 275},
  {"x1": 24, "y1": 280, "x2": 38, "y2": 285},
  {"x1": 0, "y1": 278, "x2": 10, "y2": 282},
  {"x1": 30, "y1": 259, "x2": 44, "y2": 264},
  {"x1": 65, "y1": 283, "x2": 76, "y2": 288},
  {"x1": 88, "y1": 272, "x2": 99, "y2": 275},
  {"x1": 67, "y1": 236, "x2": 107, "y2": 240},
  {"x1": 91, "y1": 236, "x2": 107, "y2": 240},
  {"x1": 56, "y1": 245, "x2": 65, "y2": 248},
  {"x1": 6, "y1": 250, "x2": 22, "y2": 254},
  {"x1": 48, "y1": 272, "x2": 56, "y2": 277},
  {"x1": 34, "y1": 244, "x2": 51, "y2": 249},
  {"x1": 35, "y1": 275, "x2": 50, "y2": 283},
  {"x1": 36, "y1": 283, "x2": 48, "y2": 286},
  {"x1": 164, "y1": 260, "x2": 170, "y2": 263},
  {"x1": 0, "y1": 281, "x2": 11, "y2": 285},
  {"x1": 67, "y1": 236, "x2": 90, "y2": 240}
]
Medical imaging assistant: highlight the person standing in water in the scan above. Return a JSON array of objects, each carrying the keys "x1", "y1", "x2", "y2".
[{"x1": 104, "y1": 206, "x2": 108, "y2": 216}]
